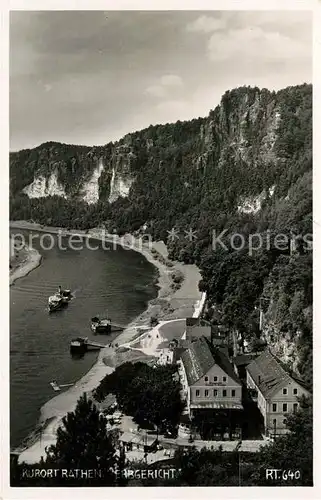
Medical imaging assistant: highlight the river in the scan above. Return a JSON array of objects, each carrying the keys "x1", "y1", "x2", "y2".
[{"x1": 10, "y1": 230, "x2": 158, "y2": 448}]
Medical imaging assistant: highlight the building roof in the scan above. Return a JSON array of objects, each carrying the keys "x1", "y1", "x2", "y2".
[
  {"x1": 211, "y1": 347, "x2": 241, "y2": 385},
  {"x1": 246, "y1": 349, "x2": 308, "y2": 400},
  {"x1": 186, "y1": 317, "x2": 200, "y2": 327},
  {"x1": 186, "y1": 317, "x2": 212, "y2": 327},
  {"x1": 181, "y1": 337, "x2": 214, "y2": 385},
  {"x1": 119, "y1": 432, "x2": 156, "y2": 446},
  {"x1": 173, "y1": 346, "x2": 187, "y2": 364},
  {"x1": 180, "y1": 337, "x2": 240, "y2": 386},
  {"x1": 232, "y1": 353, "x2": 258, "y2": 367},
  {"x1": 187, "y1": 326, "x2": 212, "y2": 340},
  {"x1": 119, "y1": 432, "x2": 141, "y2": 444}
]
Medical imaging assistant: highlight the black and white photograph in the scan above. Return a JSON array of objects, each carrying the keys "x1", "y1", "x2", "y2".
[{"x1": 4, "y1": 3, "x2": 315, "y2": 493}]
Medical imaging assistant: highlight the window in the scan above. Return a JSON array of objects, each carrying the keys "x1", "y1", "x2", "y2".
[
  {"x1": 293, "y1": 388, "x2": 298, "y2": 395},
  {"x1": 283, "y1": 403, "x2": 287, "y2": 412},
  {"x1": 196, "y1": 390, "x2": 200, "y2": 397},
  {"x1": 213, "y1": 389, "x2": 218, "y2": 397},
  {"x1": 205, "y1": 390, "x2": 209, "y2": 397},
  {"x1": 282, "y1": 388, "x2": 287, "y2": 395},
  {"x1": 272, "y1": 403, "x2": 277, "y2": 412},
  {"x1": 231, "y1": 390, "x2": 236, "y2": 397},
  {"x1": 214, "y1": 376, "x2": 218, "y2": 382},
  {"x1": 283, "y1": 419, "x2": 287, "y2": 424},
  {"x1": 204, "y1": 376, "x2": 209, "y2": 382},
  {"x1": 293, "y1": 403, "x2": 298, "y2": 413},
  {"x1": 223, "y1": 376, "x2": 227, "y2": 382},
  {"x1": 223, "y1": 389, "x2": 227, "y2": 397}
]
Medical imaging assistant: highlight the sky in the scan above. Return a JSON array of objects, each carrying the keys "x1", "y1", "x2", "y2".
[{"x1": 10, "y1": 10, "x2": 312, "y2": 151}]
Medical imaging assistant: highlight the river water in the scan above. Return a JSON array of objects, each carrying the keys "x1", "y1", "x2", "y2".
[{"x1": 10, "y1": 230, "x2": 158, "y2": 448}]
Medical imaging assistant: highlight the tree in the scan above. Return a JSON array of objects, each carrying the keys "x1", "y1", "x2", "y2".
[
  {"x1": 45, "y1": 393, "x2": 116, "y2": 485},
  {"x1": 94, "y1": 362, "x2": 184, "y2": 432}
]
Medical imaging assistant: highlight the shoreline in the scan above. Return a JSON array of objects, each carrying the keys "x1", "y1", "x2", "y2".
[
  {"x1": 11, "y1": 220, "x2": 204, "y2": 464},
  {"x1": 9, "y1": 239, "x2": 42, "y2": 286}
]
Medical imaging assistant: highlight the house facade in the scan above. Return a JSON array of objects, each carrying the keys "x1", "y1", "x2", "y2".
[
  {"x1": 178, "y1": 337, "x2": 243, "y2": 417},
  {"x1": 246, "y1": 350, "x2": 310, "y2": 437}
]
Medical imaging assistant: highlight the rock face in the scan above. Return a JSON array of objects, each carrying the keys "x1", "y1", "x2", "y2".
[
  {"x1": 23, "y1": 171, "x2": 67, "y2": 199},
  {"x1": 108, "y1": 167, "x2": 134, "y2": 203},
  {"x1": 81, "y1": 159, "x2": 104, "y2": 204},
  {"x1": 108, "y1": 144, "x2": 136, "y2": 203}
]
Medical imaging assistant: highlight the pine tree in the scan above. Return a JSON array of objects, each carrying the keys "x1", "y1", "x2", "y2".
[{"x1": 45, "y1": 393, "x2": 116, "y2": 485}]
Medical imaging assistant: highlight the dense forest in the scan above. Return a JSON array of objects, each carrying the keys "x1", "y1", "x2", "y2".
[{"x1": 10, "y1": 84, "x2": 312, "y2": 385}]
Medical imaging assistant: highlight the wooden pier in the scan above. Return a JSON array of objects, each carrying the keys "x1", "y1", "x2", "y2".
[
  {"x1": 110, "y1": 323, "x2": 125, "y2": 332},
  {"x1": 86, "y1": 340, "x2": 106, "y2": 349}
]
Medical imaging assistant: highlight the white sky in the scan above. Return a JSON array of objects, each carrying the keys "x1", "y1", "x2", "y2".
[{"x1": 10, "y1": 10, "x2": 312, "y2": 151}]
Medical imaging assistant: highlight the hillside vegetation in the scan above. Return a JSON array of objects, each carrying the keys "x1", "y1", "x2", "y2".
[{"x1": 10, "y1": 84, "x2": 312, "y2": 385}]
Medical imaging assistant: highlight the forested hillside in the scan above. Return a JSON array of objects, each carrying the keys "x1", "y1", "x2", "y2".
[{"x1": 10, "y1": 83, "x2": 312, "y2": 385}]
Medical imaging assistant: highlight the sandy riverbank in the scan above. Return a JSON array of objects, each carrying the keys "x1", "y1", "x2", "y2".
[
  {"x1": 11, "y1": 220, "x2": 204, "y2": 464},
  {"x1": 9, "y1": 237, "x2": 42, "y2": 286}
]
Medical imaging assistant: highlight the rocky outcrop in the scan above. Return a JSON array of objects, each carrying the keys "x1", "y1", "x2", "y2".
[
  {"x1": 81, "y1": 159, "x2": 104, "y2": 204},
  {"x1": 108, "y1": 144, "x2": 135, "y2": 203},
  {"x1": 23, "y1": 171, "x2": 67, "y2": 199}
]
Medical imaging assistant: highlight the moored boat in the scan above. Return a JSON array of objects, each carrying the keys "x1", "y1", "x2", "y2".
[
  {"x1": 91, "y1": 316, "x2": 112, "y2": 334},
  {"x1": 70, "y1": 337, "x2": 88, "y2": 354},
  {"x1": 70, "y1": 336, "x2": 104, "y2": 354}
]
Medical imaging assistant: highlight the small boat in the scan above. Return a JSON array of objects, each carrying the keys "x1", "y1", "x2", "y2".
[
  {"x1": 48, "y1": 293, "x2": 65, "y2": 312},
  {"x1": 50, "y1": 380, "x2": 74, "y2": 391},
  {"x1": 70, "y1": 337, "x2": 88, "y2": 354},
  {"x1": 50, "y1": 380, "x2": 60, "y2": 391},
  {"x1": 91, "y1": 316, "x2": 112, "y2": 334},
  {"x1": 48, "y1": 286, "x2": 72, "y2": 312}
]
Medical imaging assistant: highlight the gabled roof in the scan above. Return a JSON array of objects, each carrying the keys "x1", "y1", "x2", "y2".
[
  {"x1": 211, "y1": 346, "x2": 241, "y2": 385},
  {"x1": 181, "y1": 337, "x2": 214, "y2": 385},
  {"x1": 180, "y1": 337, "x2": 240, "y2": 386},
  {"x1": 246, "y1": 349, "x2": 309, "y2": 400}
]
